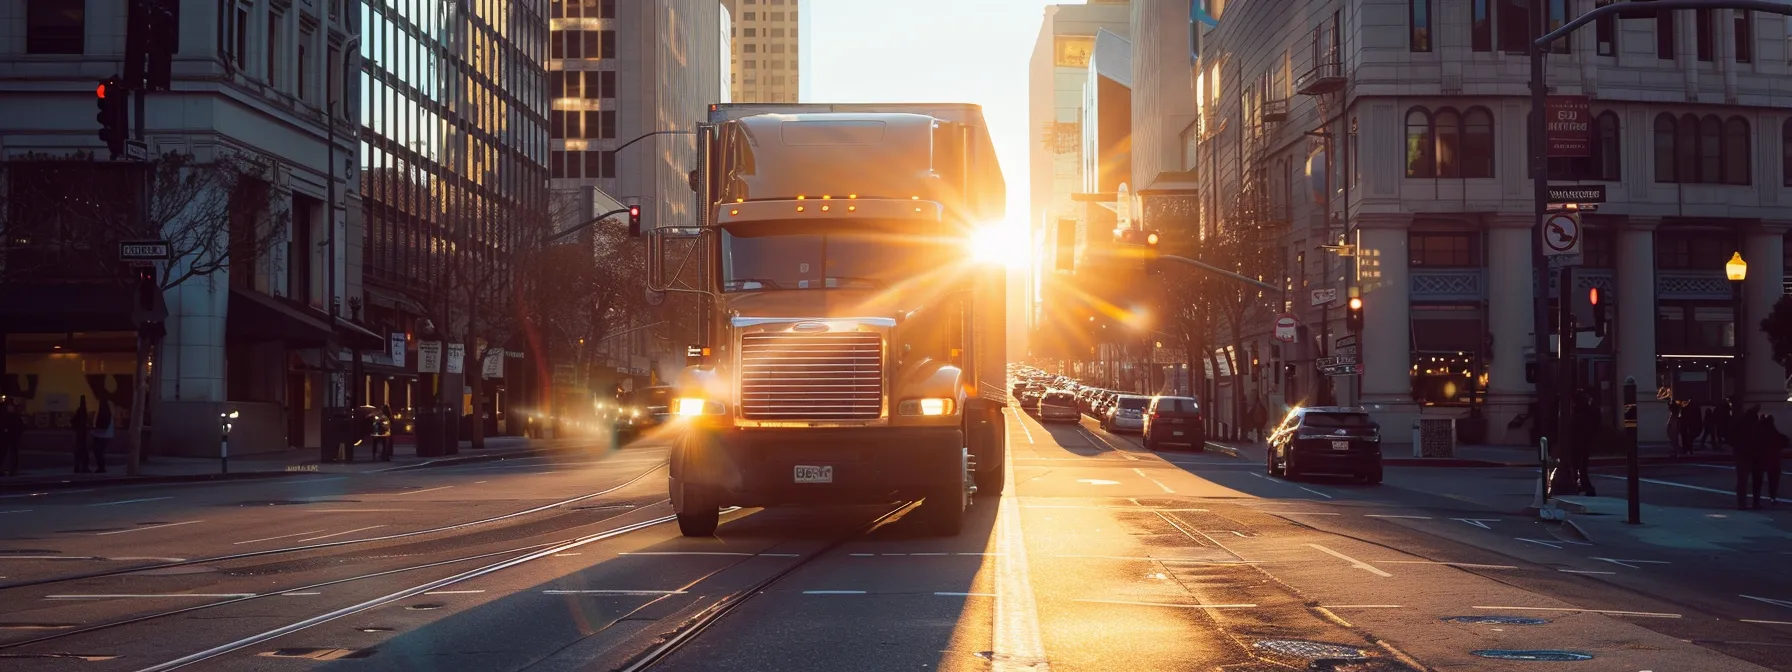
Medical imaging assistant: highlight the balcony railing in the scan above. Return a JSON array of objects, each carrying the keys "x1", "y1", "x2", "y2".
[
  {"x1": 1295, "y1": 59, "x2": 1345, "y2": 96},
  {"x1": 1260, "y1": 98, "x2": 1288, "y2": 123}
]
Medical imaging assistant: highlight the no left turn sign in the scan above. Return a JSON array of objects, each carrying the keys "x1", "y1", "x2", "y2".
[{"x1": 1543, "y1": 212, "x2": 1581, "y2": 256}]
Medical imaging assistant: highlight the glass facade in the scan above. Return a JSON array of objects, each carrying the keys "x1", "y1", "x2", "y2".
[
  {"x1": 360, "y1": 0, "x2": 550, "y2": 296},
  {"x1": 547, "y1": 0, "x2": 620, "y2": 179}
]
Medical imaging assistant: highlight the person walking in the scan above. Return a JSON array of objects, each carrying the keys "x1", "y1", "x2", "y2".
[
  {"x1": 1759, "y1": 416, "x2": 1785, "y2": 508},
  {"x1": 0, "y1": 399, "x2": 24, "y2": 477},
  {"x1": 1666, "y1": 399, "x2": 1683, "y2": 457},
  {"x1": 90, "y1": 400, "x2": 115, "y2": 474},
  {"x1": 1733, "y1": 407, "x2": 1761, "y2": 510},
  {"x1": 71, "y1": 396, "x2": 91, "y2": 473},
  {"x1": 1682, "y1": 401, "x2": 1705, "y2": 453},
  {"x1": 373, "y1": 404, "x2": 394, "y2": 462},
  {"x1": 1707, "y1": 401, "x2": 1730, "y2": 450}
]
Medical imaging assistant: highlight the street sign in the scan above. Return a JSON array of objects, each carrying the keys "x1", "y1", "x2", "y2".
[
  {"x1": 389, "y1": 333, "x2": 406, "y2": 368},
  {"x1": 445, "y1": 343, "x2": 465, "y2": 374},
  {"x1": 418, "y1": 341, "x2": 443, "y2": 373},
  {"x1": 1310, "y1": 288, "x2": 1337, "y2": 307},
  {"x1": 1316, "y1": 355, "x2": 1359, "y2": 369},
  {"x1": 1334, "y1": 334, "x2": 1358, "y2": 350},
  {"x1": 1334, "y1": 345, "x2": 1359, "y2": 357},
  {"x1": 124, "y1": 139, "x2": 149, "y2": 162},
  {"x1": 1546, "y1": 95, "x2": 1592, "y2": 157},
  {"x1": 1547, "y1": 184, "x2": 1606, "y2": 204},
  {"x1": 1542, "y1": 212, "x2": 1581, "y2": 258},
  {"x1": 1274, "y1": 314, "x2": 1298, "y2": 343},
  {"x1": 119, "y1": 240, "x2": 171, "y2": 261}
]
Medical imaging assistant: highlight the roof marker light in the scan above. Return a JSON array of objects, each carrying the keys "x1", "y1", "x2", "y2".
[
  {"x1": 796, "y1": 206, "x2": 806, "y2": 212},
  {"x1": 821, "y1": 205, "x2": 831, "y2": 212}
]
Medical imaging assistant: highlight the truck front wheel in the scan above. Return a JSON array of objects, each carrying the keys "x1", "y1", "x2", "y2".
[
  {"x1": 971, "y1": 408, "x2": 1006, "y2": 497},
  {"x1": 675, "y1": 483, "x2": 720, "y2": 537}
]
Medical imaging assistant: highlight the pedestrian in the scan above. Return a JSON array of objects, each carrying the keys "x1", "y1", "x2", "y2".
[
  {"x1": 1572, "y1": 393, "x2": 1598, "y2": 496},
  {"x1": 1247, "y1": 399, "x2": 1268, "y2": 443},
  {"x1": 373, "y1": 404, "x2": 394, "y2": 462},
  {"x1": 1684, "y1": 401, "x2": 1705, "y2": 451},
  {"x1": 72, "y1": 396, "x2": 91, "y2": 473},
  {"x1": 0, "y1": 398, "x2": 23, "y2": 477},
  {"x1": 1759, "y1": 416, "x2": 1785, "y2": 508},
  {"x1": 90, "y1": 400, "x2": 114, "y2": 474},
  {"x1": 1666, "y1": 399, "x2": 1682, "y2": 457},
  {"x1": 1733, "y1": 407, "x2": 1760, "y2": 510}
]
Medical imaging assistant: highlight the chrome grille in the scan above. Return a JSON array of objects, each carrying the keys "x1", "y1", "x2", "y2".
[{"x1": 740, "y1": 332, "x2": 883, "y2": 420}]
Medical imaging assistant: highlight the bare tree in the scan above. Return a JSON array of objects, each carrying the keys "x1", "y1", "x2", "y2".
[{"x1": 528, "y1": 193, "x2": 652, "y2": 417}]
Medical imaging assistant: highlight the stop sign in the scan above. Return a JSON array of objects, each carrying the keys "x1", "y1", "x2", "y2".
[{"x1": 1274, "y1": 314, "x2": 1298, "y2": 343}]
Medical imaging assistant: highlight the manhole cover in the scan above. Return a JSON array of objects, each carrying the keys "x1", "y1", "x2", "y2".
[
  {"x1": 1472, "y1": 650, "x2": 1594, "y2": 661},
  {"x1": 405, "y1": 603, "x2": 443, "y2": 611},
  {"x1": 258, "y1": 648, "x2": 374, "y2": 660},
  {"x1": 1253, "y1": 640, "x2": 1368, "y2": 660},
  {"x1": 1444, "y1": 615, "x2": 1550, "y2": 625}
]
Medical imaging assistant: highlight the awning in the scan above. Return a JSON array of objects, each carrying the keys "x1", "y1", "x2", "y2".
[
  {"x1": 336, "y1": 319, "x2": 386, "y2": 351},
  {"x1": 228, "y1": 288, "x2": 333, "y2": 346},
  {"x1": 364, "y1": 285, "x2": 425, "y2": 315},
  {"x1": 0, "y1": 283, "x2": 136, "y2": 333}
]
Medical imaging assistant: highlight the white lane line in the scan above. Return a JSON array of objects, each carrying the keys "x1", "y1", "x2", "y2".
[
  {"x1": 1375, "y1": 561, "x2": 1518, "y2": 570},
  {"x1": 1365, "y1": 514, "x2": 1431, "y2": 520},
  {"x1": 1075, "y1": 599, "x2": 1258, "y2": 609},
  {"x1": 993, "y1": 425, "x2": 1050, "y2": 672},
  {"x1": 1516, "y1": 538, "x2": 1564, "y2": 549},
  {"x1": 1265, "y1": 511, "x2": 1340, "y2": 516},
  {"x1": 1297, "y1": 485, "x2": 1333, "y2": 499},
  {"x1": 1007, "y1": 408, "x2": 1035, "y2": 445},
  {"x1": 0, "y1": 509, "x2": 34, "y2": 514},
  {"x1": 936, "y1": 592, "x2": 997, "y2": 597},
  {"x1": 389, "y1": 486, "x2": 454, "y2": 496},
  {"x1": 1596, "y1": 474, "x2": 1792, "y2": 504},
  {"x1": 294, "y1": 525, "x2": 387, "y2": 543},
  {"x1": 48, "y1": 593, "x2": 257, "y2": 600},
  {"x1": 88, "y1": 496, "x2": 173, "y2": 507},
  {"x1": 1306, "y1": 544, "x2": 1393, "y2": 577},
  {"x1": 233, "y1": 529, "x2": 328, "y2": 545},
  {"x1": 850, "y1": 553, "x2": 875, "y2": 557},
  {"x1": 1472, "y1": 605, "x2": 1682, "y2": 619},
  {"x1": 423, "y1": 590, "x2": 485, "y2": 595},
  {"x1": 1080, "y1": 429, "x2": 1140, "y2": 461},
  {"x1": 1132, "y1": 468, "x2": 1175, "y2": 493},
  {"x1": 1741, "y1": 595, "x2": 1792, "y2": 610},
  {"x1": 1324, "y1": 604, "x2": 1404, "y2": 608},
  {"x1": 553, "y1": 553, "x2": 582, "y2": 557},
  {"x1": 279, "y1": 592, "x2": 321, "y2": 596},
  {"x1": 95, "y1": 520, "x2": 203, "y2": 536},
  {"x1": 911, "y1": 552, "x2": 949, "y2": 556},
  {"x1": 1741, "y1": 619, "x2": 1792, "y2": 625},
  {"x1": 802, "y1": 590, "x2": 867, "y2": 595},
  {"x1": 0, "y1": 555, "x2": 101, "y2": 560},
  {"x1": 1053, "y1": 554, "x2": 1259, "y2": 564},
  {"x1": 1453, "y1": 518, "x2": 1500, "y2": 529},
  {"x1": 1591, "y1": 557, "x2": 1670, "y2": 569},
  {"x1": 1559, "y1": 569, "x2": 1617, "y2": 575},
  {"x1": 311, "y1": 509, "x2": 412, "y2": 513},
  {"x1": 543, "y1": 590, "x2": 688, "y2": 596}
]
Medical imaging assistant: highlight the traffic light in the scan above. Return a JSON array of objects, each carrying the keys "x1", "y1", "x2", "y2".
[
  {"x1": 627, "y1": 204, "x2": 642, "y2": 237},
  {"x1": 1143, "y1": 230, "x2": 1162, "y2": 275},
  {"x1": 1346, "y1": 295, "x2": 1364, "y2": 333},
  {"x1": 1589, "y1": 287, "x2": 1608, "y2": 337},
  {"x1": 96, "y1": 77, "x2": 129, "y2": 159}
]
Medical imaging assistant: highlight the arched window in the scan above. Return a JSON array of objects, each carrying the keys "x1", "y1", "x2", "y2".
[
  {"x1": 1677, "y1": 113, "x2": 1700, "y2": 183},
  {"x1": 1654, "y1": 113, "x2": 1677, "y2": 183},
  {"x1": 1722, "y1": 116, "x2": 1750, "y2": 185},
  {"x1": 1783, "y1": 118, "x2": 1792, "y2": 187},
  {"x1": 1462, "y1": 107, "x2": 1495, "y2": 178},
  {"x1": 1434, "y1": 107, "x2": 1462, "y2": 178},
  {"x1": 1594, "y1": 112, "x2": 1621, "y2": 181},
  {"x1": 1698, "y1": 115, "x2": 1723, "y2": 183},
  {"x1": 1405, "y1": 107, "x2": 1435, "y2": 178}
]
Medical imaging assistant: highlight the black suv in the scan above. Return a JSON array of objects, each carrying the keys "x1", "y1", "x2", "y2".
[
  {"x1": 1267, "y1": 407, "x2": 1382, "y2": 483},
  {"x1": 1142, "y1": 396, "x2": 1203, "y2": 450}
]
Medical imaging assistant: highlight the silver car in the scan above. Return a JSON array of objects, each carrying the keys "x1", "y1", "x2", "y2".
[
  {"x1": 1102, "y1": 395, "x2": 1150, "y2": 433},
  {"x1": 1038, "y1": 390, "x2": 1081, "y2": 423}
]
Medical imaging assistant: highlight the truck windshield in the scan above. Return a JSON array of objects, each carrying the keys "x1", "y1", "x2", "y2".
[{"x1": 721, "y1": 227, "x2": 951, "y2": 293}]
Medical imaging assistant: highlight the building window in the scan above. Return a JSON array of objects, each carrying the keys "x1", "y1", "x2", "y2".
[
  {"x1": 744, "y1": 28, "x2": 756, "y2": 37},
  {"x1": 601, "y1": 0, "x2": 616, "y2": 18},
  {"x1": 1471, "y1": 0, "x2": 1492, "y2": 52},
  {"x1": 582, "y1": 31, "x2": 600, "y2": 58},
  {"x1": 1581, "y1": 228, "x2": 1616, "y2": 268},
  {"x1": 298, "y1": 42, "x2": 310, "y2": 103},
  {"x1": 1595, "y1": 0, "x2": 1616, "y2": 55},
  {"x1": 551, "y1": 150, "x2": 566, "y2": 178},
  {"x1": 1782, "y1": 118, "x2": 1792, "y2": 187},
  {"x1": 1722, "y1": 116, "x2": 1751, "y2": 185},
  {"x1": 1698, "y1": 115, "x2": 1721, "y2": 181},
  {"x1": 1405, "y1": 108, "x2": 1435, "y2": 178},
  {"x1": 1434, "y1": 108, "x2": 1460, "y2": 176},
  {"x1": 268, "y1": 12, "x2": 282, "y2": 88},
  {"x1": 1497, "y1": 0, "x2": 1531, "y2": 53},
  {"x1": 743, "y1": 12, "x2": 755, "y2": 20},
  {"x1": 599, "y1": 70, "x2": 616, "y2": 98},
  {"x1": 1657, "y1": 8, "x2": 1676, "y2": 60},
  {"x1": 552, "y1": 31, "x2": 565, "y2": 59},
  {"x1": 1654, "y1": 113, "x2": 1751, "y2": 184},
  {"x1": 1654, "y1": 113, "x2": 1677, "y2": 182},
  {"x1": 1695, "y1": 9, "x2": 1714, "y2": 61},
  {"x1": 1462, "y1": 107, "x2": 1495, "y2": 178},
  {"x1": 25, "y1": 0, "x2": 84, "y2": 54},
  {"x1": 601, "y1": 30, "x2": 616, "y2": 58},
  {"x1": 771, "y1": 28, "x2": 785, "y2": 37},
  {"x1": 1735, "y1": 10, "x2": 1753, "y2": 63},
  {"x1": 1409, "y1": 0, "x2": 1431, "y2": 52},
  {"x1": 1409, "y1": 232, "x2": 1481, "y2": 267},
  {"x1": 743, "y1": 43, "x2": 757, "y2": 53}
]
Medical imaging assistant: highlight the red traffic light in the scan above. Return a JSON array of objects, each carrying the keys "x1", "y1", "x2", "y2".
[
  {"x1": 628, "y1": 205, "x2": 640, "y2": 217},
  {"x1": 1588, "y1": 287, "x2": 1600, "y2": 306},
  {"x1": 97, "y1": 83, "x2": 108, "y2": 98}
]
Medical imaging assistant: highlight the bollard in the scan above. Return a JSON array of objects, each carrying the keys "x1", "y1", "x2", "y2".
[{"x1": 1623, "y1": 377, "x2": 1640, "y2": 525}]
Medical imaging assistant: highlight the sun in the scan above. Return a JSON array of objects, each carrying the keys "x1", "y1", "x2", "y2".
[{"x1": 968, "y1": 219, "x2": 1028, "y2": 268}]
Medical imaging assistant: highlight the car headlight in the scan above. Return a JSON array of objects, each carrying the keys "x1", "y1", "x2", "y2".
[
  {"x1": 898, "y1": 398, "x2": 956, "y2": 416},
  {"x1": 673, "y1": 398, "x2": 726, "y2": 416}
]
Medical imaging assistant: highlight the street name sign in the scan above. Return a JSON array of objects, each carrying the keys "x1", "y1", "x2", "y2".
[
  {"x1": 1547, "y1": 184, "x2": 1606, "y2": 204},
  {"x1": 119, "y1": 240, "x2": 171, "y2": 261},
  {"x1": 1310, "y1": 288, "x2": 1337, "y2": 306}
]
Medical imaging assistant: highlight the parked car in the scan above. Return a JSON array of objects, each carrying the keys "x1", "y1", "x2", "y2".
[
  {"x1": 1102, "y1": 395, "x2": 1150, "y2": 433},
  {"x1": 1077, "y1": 389, "x2": 1102, "y2": 415},
  {"x1": 1267, "y1": 406, "x2": 1383, "y2": 483},
  {"x1": 1142, "y1": 396, "x2": 1204, "y2": 450},
  {"x1": 1038, "y1": 389, "x2": 1081, "y2": 423},
  {"x1": 1019, "y1": 388, "x2": 1045, "y2": 415}
]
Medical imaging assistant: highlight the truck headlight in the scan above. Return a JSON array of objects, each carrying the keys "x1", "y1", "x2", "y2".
[
  {"x1": 674, "y1": 398, "x2": 725, "y2": 416},
  {"x1": 898, "y1": 398, "x2": 956, "y2": 416}
]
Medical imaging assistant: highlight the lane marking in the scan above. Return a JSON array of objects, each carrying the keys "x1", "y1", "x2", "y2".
[
  {"x1": 994, "y1": 423, "x2": 1050, "y2": 672},
  {"x1": 1297, "y1": 485, "x2": 1333, "y2": 499},
  {"x1": 48, "y1": 593, "x2": 256, "y2": 600},
  {"x1": 543, "y1": 590, "x2": 688, "y2": 596},
  {"x1": 1740, "y1": 595, "x2": 1792, "y2": 611},
  {"x1": 803, "y1": 590, "x2": 868, "y2": 595},
  {"x1": 1007, "y1": 408, "x2": 1035, "y2": 445},
  {"x1": 233, "y1": 530, "x2": 328, "y2": 545},
  {"x1": 1079, "y1": 429, "x2": 1141, "y2": 461},
  {"x1": 388, "y1": 485, "x2": 455, "y2": 496},
  {"x1": 1054, "y1": 554, "x2": 1259, "y2": 563},
  {"x1": 936, "y1": 592, "x2": 996, "y2": 597},
  {"x1": 1741, "y1": 619, "x2": 1792, "y2": 625},
  {"x1": 0, "y1": 555, "x2": 101, "y2": 560},
  {"x1": 553, "y1": 553, "x2": 582, "y2": 557},
  {"x1": 1596, "y1": 474, "x2": 1792, "y2": 504},
  {"x1": 1324, "y1": 604, "x2": 1404, "y2": 608},
  {"x1": 88, "y1": 496, "x2": 174, "y2": 507},
  {"x1": 1591, "y1": 557, "x2": 1670, "y2": 569},
  {"x1": 1365, "y1": 514, "x2": 1431, "y2": 520},
  {"x1": 1559, "y1": 569, "x2": 1617, "y2": 575},
  {"x1": 911, "y1": 552, "x2": 949, "y2": 556},
  {"x1": 280, "y1": 592, "x2": 321, "y2": 596},
  {"x1": 1132, "y1": 468, "x2": 1175, "y2": 493},
  {"x1": 1075, "y1": 599, "x2": 1258, "y2": 609},
  {"x1": 96, "y1": 520, "x2": 202, "y2": 536},
  {"x1": 423, "y1": 590, "x2": 485, "y2": 595},
  {"x1": 1075, "y1": 479, "x2": 1121, "y2": 486},
  {"x1": 1375, "y1": 561, "x2": 1518, "y2": 570},
  {"x1": 1516, "y1": 538, "x2": 1564, "y2": 549},
  {"x1": 850, "y1": 553, "x2": 874, "y2": 557},
  {"x1": 619, "y1": 551, "x2": 800, "y2": 557},
  {"x1": 294, "y1": 525, "x2": 387, "y2": 543},
  {"x1": 1472, "y1": 605, "x2": 1682, "y2": 618},
  {"x1": 1453, "y1": 518, "x2": 1500, "y2": 529},
  {"x1": 1265, "y1": 511, "x2": 1340, "y2": 516},
  {"x1": 1307, "y1": 543, "x2": 1393, "y2": 577}
]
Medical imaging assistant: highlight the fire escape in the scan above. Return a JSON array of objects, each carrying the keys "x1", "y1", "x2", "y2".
[{"x1": 1292, "y1": 14, "x2": 1350, "y2": 403}]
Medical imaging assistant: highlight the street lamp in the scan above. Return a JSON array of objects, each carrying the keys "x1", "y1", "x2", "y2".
[{"x1": 1728, "y1": 251, "x2": 1747, "y2": 398}]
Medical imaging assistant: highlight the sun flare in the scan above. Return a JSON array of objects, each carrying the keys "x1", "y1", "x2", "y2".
[{"x1": 968, "y1": 220, "x2": 1028, "y2": 268}]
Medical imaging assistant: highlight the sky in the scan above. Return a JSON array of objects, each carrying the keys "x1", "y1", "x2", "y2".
[{"x1": 806, "y1": 0, "x2": 1059, "y2": 241}]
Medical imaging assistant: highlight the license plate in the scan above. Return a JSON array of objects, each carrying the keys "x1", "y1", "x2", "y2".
[
  {"x1": 1331, "y1": 440, "x2": 1349, "y2": 450},
  {"x1": 1172, "y1": 431, "x2": 1184, "y2": 437},
  {"x1": 794, "y1": 465, "x2": 834, "y2": 483}
]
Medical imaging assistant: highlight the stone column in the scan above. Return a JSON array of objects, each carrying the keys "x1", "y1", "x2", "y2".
[
  {"x1": 1743, "y1": 223, "x2": 1788, "y2": 411},
  {"x1": 1616, "y1": 218, "x2": 1666, "y2": 443},
  {"x1": 1357, "y1": 213, "x2": 1411, "y2": 408},
  {"x1": 1484, "y1": 215, "x2": 1536, "y2": 432}
]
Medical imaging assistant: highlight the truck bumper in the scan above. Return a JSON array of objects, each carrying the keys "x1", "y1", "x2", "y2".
[{"x1": 670, "y1": 426, "x2": 964, "y2": 509}]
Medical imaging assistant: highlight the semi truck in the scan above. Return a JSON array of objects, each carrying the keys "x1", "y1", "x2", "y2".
[{"x1": 662, "y1": 103, "x2": 1009, "y2": 536}]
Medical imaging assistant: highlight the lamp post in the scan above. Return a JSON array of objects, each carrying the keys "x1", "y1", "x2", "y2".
[{"x1": 1727, "y1": 251, "x2": 1748, "y2": 399}]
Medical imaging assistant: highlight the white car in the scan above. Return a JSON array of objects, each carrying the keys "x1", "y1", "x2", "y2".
[{"x1": 1102, "y1": 395, "x2": 1150, "y2": 433}]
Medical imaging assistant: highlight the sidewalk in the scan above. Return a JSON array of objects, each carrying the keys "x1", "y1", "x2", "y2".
[
  {"x1": 1, "y1": 436, "x2": 584, "y2": 490},
  {"x1": 1550, "y1": 494, "x2": 1792, "y2": 553},
  {"x1": 1199, "y1": 438, "x2": 1747, "y2": 467}
]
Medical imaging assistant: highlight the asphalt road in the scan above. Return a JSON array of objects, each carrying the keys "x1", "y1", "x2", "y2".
[{"x1": 1, "y1": 413, "x2": 1788, "y2": 671}]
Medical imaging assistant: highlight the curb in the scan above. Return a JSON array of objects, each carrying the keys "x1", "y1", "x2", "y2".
[
  {"x1": 1201, "y1": 441, "x2": 1241, "y2": 458},
  {"x1": 0, "y1": 469, "x2": 310, "y2": 491}
]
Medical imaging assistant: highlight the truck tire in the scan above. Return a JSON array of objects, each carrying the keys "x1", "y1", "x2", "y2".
[
  {"x1": 973, "y1": 412, "x2": 1006, "y2": 497},
  {"x1": 916, "y1": 486, "x2": 965, "y2": 536},
  {"x1": 675, "y1": 484, "x2": 720, "y2": 537}
]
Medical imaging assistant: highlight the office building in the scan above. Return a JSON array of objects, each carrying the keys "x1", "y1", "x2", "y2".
[{"x1": 723, "y1": 0, "x2": 805, "y2": 103}]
